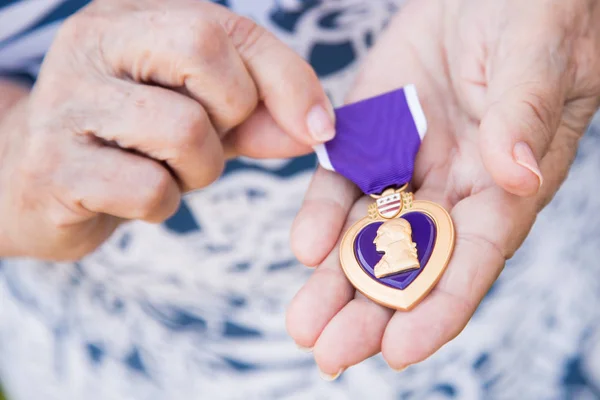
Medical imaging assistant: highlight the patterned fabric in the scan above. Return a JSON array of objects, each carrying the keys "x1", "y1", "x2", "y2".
[{"x1": 1, "y1": 1, "x2": 600, "y2": 399}]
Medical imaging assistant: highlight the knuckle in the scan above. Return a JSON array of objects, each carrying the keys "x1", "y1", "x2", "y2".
[
  {"x1": 187, "y1": 20, "x2": 228, "y2": 60},
  {"x1": 187, "y1": 148, "x2": 225, "y2": 191},
  {"x1": 521, "y1": 90, "x2": 556, "y2": 144},
  {"x1": 221, "y1": 85, "x2": 258, "y2": 127},
  {"x1": 205, "y1": 157, "x2": 226, "y2": 186},
  {"x1": 223, "y1": 15, "x2": 270, "y2": 55},
  {"x1": 168, "y1": 106, "x2": 211, "y2": 158},
  {"x1": 136, "y1": 168, "x2": 175, "y2": 220},
  {"x1": 178, "y1": 104, "x2": 209, "y2": 139},
  {"x1": 55, "y1": 15, "x2": 85, "y2": 44},
  {"x1": 55, "y1": 12, "x2": 97, "y2": 46}
]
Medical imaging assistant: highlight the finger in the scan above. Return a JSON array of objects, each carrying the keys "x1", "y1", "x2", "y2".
[
  {"x1": 381, "y1": 111, "x2": 584, "y2": 370},
  {"x1": 309, "y1": 177, "x2": 464, "y2": 375},
  {"x1": 222, "y1": 104, "x2": 312, "y2": 159},
  {"x1": 290, "y1": 168, "x2": 361, "y2": 267},
  {"x1": 313, "y1": 294, "x2": 393, "y2": 377},
  {"x1": 88, "y1": 82, "x2": 225, "y2": 192},
  {"x1": 479, "y1": 21, "x2": 571, "y2": 197},
  {"x1": 381, "y1": 187, "x2": 535, "y2": 370},
  {"x1": 286, "y1": 249, "x2": 356, "y2": 351},
  {"x1": 96, "y1": 6, "x2": 258, "y2": 132},
  {"x1": 61, "y1": 144, "x2": 181, "y2": 223},
  {"x1": 98, "y1": 2, "x2": 335, "y2": 144},
  {"x1": 217, "y1": 8, "x2": 336, "y2": 144},
  {"x1": 286, "y1": 200, "x2": 370, "y2": 349}
]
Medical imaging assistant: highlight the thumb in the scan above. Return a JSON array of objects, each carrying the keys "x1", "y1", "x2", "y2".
[
  {"x1": 222, "y1": 104, "x2": 313, "y2": 160},
  {"x1": 216, "y1": 7, "x2": 336, "y2": 146},
  {"x1": 479, "y1": 46, "x2": 568, "y2": 197}
]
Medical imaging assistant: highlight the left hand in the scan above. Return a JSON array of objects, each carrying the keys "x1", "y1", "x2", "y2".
[
  {"x1": 285, "y1": 0, "x2": 600, "y2": 377},
  {"x1": 0, "y1": 0, "x2": 332, "y2": 260}
]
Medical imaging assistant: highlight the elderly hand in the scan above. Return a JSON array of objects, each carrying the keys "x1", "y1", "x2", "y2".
[
  {"x1": 286, "y1": 0, "x2": 600, "y2": 377},
  {"x1": 0, "y1": 0, "x2": 333, "y2": 260}
]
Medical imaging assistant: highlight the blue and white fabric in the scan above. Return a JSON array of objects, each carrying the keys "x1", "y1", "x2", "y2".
[{"x1": 1, "y1": 1, "x2": 600, "y2": 399}]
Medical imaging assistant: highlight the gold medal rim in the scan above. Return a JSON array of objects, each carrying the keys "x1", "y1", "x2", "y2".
[{"x1": 339, "y1": 199, "x2": 455, "y2": 311}]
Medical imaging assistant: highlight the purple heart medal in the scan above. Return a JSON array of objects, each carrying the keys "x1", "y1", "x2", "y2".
[{"x1": 314, "y1": 85, "x2": 455, "y2": 311}]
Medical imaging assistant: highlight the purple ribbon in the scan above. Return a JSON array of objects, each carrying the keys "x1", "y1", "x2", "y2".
[{"x1": 314, "y1": 85, "x2": 427, "y2": 195}]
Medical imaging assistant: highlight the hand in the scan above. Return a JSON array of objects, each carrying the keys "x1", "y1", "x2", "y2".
[
  {"x1": 286, "y1": 0, "x2": 600, "y2": 376},
  {"x1": 0, "y1": 0, "x2": 332, "y2": 261}
]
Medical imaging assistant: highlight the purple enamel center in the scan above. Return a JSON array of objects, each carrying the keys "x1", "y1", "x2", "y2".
[{"x1": 354, "y1": 212, "x2": 436, "y2": 290}]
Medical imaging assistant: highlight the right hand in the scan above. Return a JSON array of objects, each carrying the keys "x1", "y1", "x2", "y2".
[
  {"x1": 0, "y1": 0, "x2": 333, "y2": 261},
  {"x1": 286, "y1": 0, "x2": 600, "y2": 376}
]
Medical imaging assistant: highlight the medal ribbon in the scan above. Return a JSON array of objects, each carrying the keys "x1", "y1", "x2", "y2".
[{"x1": 314, "y1": 85, "x2": 427, "y2": 195}]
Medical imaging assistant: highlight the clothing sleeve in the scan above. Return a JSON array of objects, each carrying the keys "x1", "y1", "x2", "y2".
[{"x1": 0, "y1": 0, "x2": 82, "y2": 80}]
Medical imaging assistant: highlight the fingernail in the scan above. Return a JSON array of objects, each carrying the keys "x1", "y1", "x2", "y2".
[
  {"x1": 393, "y1": 365, "x2": 409, "y2": 372},
  {"x1": 318, "y1": 367, "x2": 345, "y2": 381},
  {"x1": 513, "y1": 142, "x2": 543, "y2": 189},
  {"x1": 307, "y1": 104, "x2": 336, "y2": 142},
  {"x1": 296, "y1": 343, "x2": 313, "y2": 353}
]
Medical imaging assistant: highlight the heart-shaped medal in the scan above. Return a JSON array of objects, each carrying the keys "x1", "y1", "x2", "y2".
[
  {"x1": 339, "y1": 186, "x2": 455, "y2": 311},
  {"x1": 314, "y1": 85, "x2": 455, "y2": 310}
]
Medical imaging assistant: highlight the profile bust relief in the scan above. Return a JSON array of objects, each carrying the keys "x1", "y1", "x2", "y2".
[{"x1": 373, "y1": 218, "x2": 420, "y2": 278}]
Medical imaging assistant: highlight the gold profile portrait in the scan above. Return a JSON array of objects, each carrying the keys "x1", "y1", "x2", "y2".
[{"x1": 373, "y1": 218, "x2": 420, "y2": 278}]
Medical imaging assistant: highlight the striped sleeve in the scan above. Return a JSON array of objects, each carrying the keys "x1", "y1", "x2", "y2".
[{"x1": 0, "y1": 0, "x2": 90, "y2": 77}]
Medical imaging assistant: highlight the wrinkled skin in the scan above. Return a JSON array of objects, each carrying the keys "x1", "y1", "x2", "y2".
[
  {"x1": 0, "y1": 0, "x2": 334, "y2": 260},
  {"x1": 2, "y1": 0, "x2": 600, "y2": 380},
  {"x1": 287, "y1": 0, "x2": 600, "y2": 377}
]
